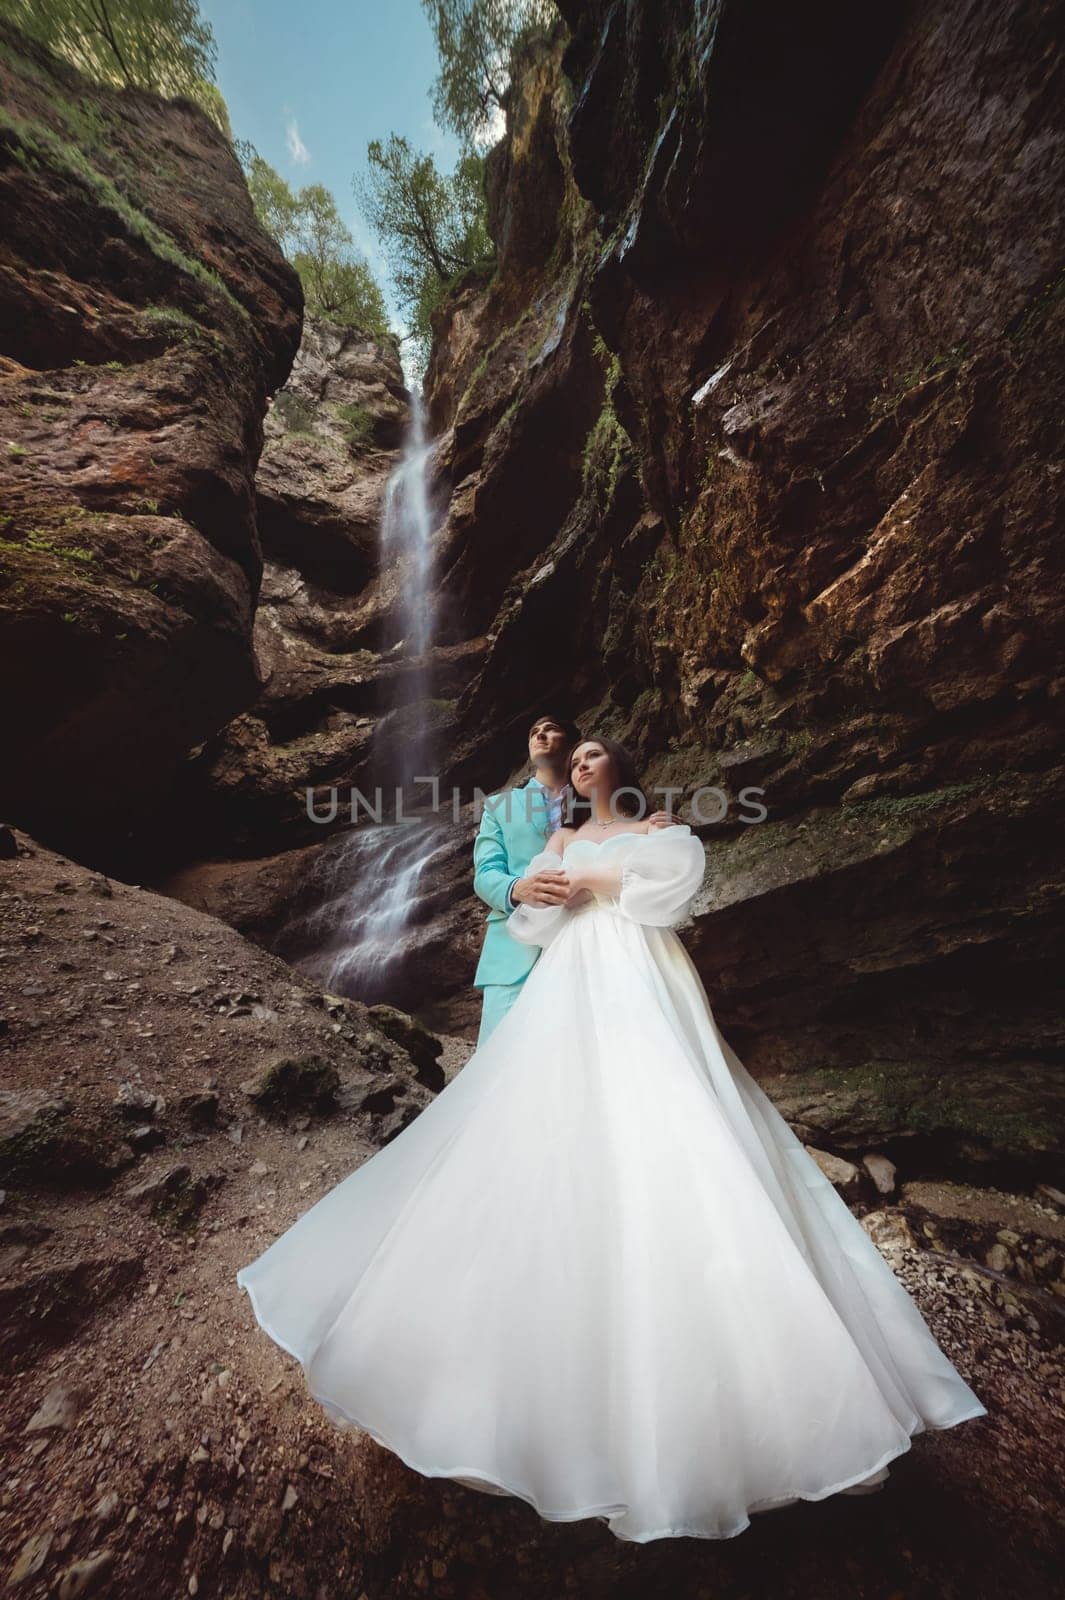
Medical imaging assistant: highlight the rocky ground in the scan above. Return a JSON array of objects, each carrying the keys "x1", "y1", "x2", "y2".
[{"x1": 2, "y1": 824, "x2": 1063, "y2": 1599}]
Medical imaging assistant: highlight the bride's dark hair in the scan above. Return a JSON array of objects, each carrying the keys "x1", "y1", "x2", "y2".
[{"x1": 565, "y1": 735, "x2": 650, "y2": 825}]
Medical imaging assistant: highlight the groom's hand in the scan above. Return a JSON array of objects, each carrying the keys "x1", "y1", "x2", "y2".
[
  {"x1": 512, "y1": 869, "x2": 571, "y2": 906},
  {"x1": 648, "y1": 810, "x2": 678, "y2": 829}
]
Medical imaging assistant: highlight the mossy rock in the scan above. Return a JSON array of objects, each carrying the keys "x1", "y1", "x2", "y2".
[
  {"x1": 367, "y1": 1004, "x2": 444, "y2": 1088},
  {"x1": 762, "y1": 1060, "x2": 1064, "y2": 1174},
  {"x1": 242, "y1": 1053, "x2": 339, "y2": 1114}
]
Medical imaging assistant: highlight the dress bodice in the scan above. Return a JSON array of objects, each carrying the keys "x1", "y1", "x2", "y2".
[
  {"x1": 562, "y1": 832, "x2": 647, "y2": 910},
  {"x1": 507, "y1": 824, "x2": 706, "y2": 945},
  {"x1": 561, "y1": 831, "x2": 645, "y2": 859}
]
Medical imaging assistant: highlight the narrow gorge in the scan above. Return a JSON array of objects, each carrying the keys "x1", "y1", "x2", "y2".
[{"x1": 1, "y1": 2, "x2": 1063, "y2": 1594}]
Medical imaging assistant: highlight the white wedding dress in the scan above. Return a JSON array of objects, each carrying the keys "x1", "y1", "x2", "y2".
[{"x1": 236, "y1": 825, "x2": 987, "y2": 1543}]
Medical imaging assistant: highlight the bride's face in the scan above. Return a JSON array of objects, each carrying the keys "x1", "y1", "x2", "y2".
[{"x1": 570, "y1": 741, "x2": 613, "y2": 800}]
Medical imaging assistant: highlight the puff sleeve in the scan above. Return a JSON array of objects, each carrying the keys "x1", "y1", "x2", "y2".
[
  {"x1": 617, "y1": 826, "x2": 706, "y2": 927},
  {"x1": 505, "y1": 850, "x2": 572, "y2": 949}
]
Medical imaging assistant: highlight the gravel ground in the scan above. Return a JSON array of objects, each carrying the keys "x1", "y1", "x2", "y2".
[{"x1": 1, "y1": 827, "x2": 1062, "y2": 1599}]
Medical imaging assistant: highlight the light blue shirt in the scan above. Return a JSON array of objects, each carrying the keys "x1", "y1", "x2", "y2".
[{"x1": 504, "y1": 777, "x2": 566, "y2": 912}]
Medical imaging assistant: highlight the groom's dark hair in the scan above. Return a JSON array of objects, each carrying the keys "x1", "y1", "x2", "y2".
[{"x1": 527, "y1": 711, "x2": 582, "y2": 745}]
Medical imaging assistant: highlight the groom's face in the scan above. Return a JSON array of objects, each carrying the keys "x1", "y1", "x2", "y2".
[{"x1": 528, "y1": 718, "x2": 569, "y2": 765}]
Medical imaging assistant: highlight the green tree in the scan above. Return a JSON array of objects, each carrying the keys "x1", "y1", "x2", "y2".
[
  {"x1": 355, "y1": 134, "x2": 492, "y2": 360},
  {"x1": 195, "y1": 79, "x2": 233, "y2": 142},
  {"x1": 421, "y1": 0, "x2": 557, "y2": 146},
  {"x1": 1, "y1": 0, "x2": 223, "y2": 124},
  {"x1": 235, "y1": 144, "x2": 389, "y2": 337},
  {"x1": 235, "y1": 141, "x2": 301, "y2": 252},
  {"x1": 290, "y1": 184, "x2": 389, "y2": 334}
]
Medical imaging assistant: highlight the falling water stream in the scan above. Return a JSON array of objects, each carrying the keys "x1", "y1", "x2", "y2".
[
  {"x1": 381, "y1": 388, "x2": 435, "y2": 661},
  {"x1": 275, "y1": 380, "x2": 453, "y2": 1008}
]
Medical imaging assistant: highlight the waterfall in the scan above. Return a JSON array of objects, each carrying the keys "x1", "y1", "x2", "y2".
[
  {"x1": 274, "y1": 380, "x2": 451, "y2": 1011},
  {"x1": 377, "y1": 387, "x2": 437, "y2": 796},
  {"x1": 380, "y1": 388, "x2": 435, "y2": 660},
  {"x1": 274, "y1": 820, "x2": 452, "y2": 1006}
]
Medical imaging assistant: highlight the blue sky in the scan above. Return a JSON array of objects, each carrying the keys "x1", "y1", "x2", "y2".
[{"x1": 200, "y1": 0, "x2": 462, "y2": 333}]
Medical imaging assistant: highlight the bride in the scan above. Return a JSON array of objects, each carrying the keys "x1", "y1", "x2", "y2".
[{"x1": 236, "y1": 735, "x2": 987, "y2": 1544}]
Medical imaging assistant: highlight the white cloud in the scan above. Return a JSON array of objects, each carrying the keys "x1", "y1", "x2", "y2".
[
  {"x1": 284, "y1": 113, "x2": 310, "y2": 166},
  {"x1": 476, "y1": 102, "x2": 506, "y2": 150}
]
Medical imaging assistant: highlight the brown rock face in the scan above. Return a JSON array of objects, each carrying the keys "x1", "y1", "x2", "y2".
[
  {"x1": 0, "y1": 23, "x2": 302, "y2": 865},
  {"x1": 155, "y1": 317, "x2": 494, "y2": 866},
  {"x1": 410, "y1": 0, "x2": 1065, "y2": 1170},
  {"x1": 168, "y1": 318, "x2": 412, "y2": 858},
  {"x1": 424, "y1": 23, "x2": 607, "y2": 660},
  {"x1": 256, "y1": 318, "x2": 408, "y2": 593}
]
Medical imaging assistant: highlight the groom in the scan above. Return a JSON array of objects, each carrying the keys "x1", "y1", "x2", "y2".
[{"x1": 471, "y1": 713, "x2": 581, "y2": 1045}]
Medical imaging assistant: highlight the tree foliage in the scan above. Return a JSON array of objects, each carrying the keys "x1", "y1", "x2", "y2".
[
  {"x1": 236, "y1": 143, "x2": 389, "y2": 337},
  {"x1": 353, "y1": 3, "x2": 558, "y2": 366},
  {"x1": 0, "y1": 0, "x2": 226, "y2": 128},
  {"x1": 355, "y1": 134, "x2": 492, "y2": 362},
  {"x1": 421, "y1": 0, "x2": 557, "y2": 146}
]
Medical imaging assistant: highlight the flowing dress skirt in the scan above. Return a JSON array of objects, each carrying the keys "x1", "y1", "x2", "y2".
[{"x1": 236, "y1": 878, "x2": 986, "y2": 1543}]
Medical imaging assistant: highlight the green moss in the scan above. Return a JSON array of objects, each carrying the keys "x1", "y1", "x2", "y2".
[
  {"x1": 810, "y1": 1062, "x2": 1059, "y2": 1157},
  {"x1": 247, "y1": 1053, "x2": 339, "y2": 1113},
  {"x1": 840, "y1": 777, "x2": 992, "y2": 822},
  {"x1": 330, "y1": 400, "x2": 374, "y2": 448},
  {"x1": 273, "y1": 389, "x2": 317, "y2": 435},
  {"x1": 455, "y1": 303, "x2": 540, "y2": 418},
  {"x1": 581, "y1": 350, "x2": 631, "y2": 511},
  {"x1": 1007, "y1": 266, "x2": 1065, "y2": 348},
  {"x1": 870, "y1": 343, "x2": 969, "y2": 420},
  {"x1": 7, "y1": 442, "x2": 27, "y2": 459},
  {"x1": 138, "y1": 304, "x2": 223, "y2": 350},
  {"x1": 141, "y1": 303, "x2": 198, "y2": 329},
  {"x1": 153, "y1": 1180, "x2": 205, "y2": 1235},
  {"x1": 0, "y1": 107, "x2": 248, "y2": 323},
  {"x1": 462, "y1": 350, "x2": 489, "y2": 396},
  {"x1": 0, "y1": 531, "x2": 94, "y2": 564},
  {"x1": 640, "y1": 543, "x2": 680, "y2": 598}
]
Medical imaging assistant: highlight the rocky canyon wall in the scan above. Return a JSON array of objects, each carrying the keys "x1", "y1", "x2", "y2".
[
  {"x1": 166, "y1": 317, "x2": 412, "y2": 864},
  {"x1": 415, "y1": 0, "x2": 1064, "y2": 1173},
  {"x1": 0, "y1": 23, "x2": 302, "y2": 865},
  {"x1": 1, "y1": 5, "x2": 1061, "y2": 1175}
]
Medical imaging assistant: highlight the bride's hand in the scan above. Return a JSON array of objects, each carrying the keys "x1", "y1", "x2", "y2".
[{"x1": 512, "y1": 869, "x2": 571, "y2": 907}]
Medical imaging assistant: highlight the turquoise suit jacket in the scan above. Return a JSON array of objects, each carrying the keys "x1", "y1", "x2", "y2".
[{"x1": 472, "y1": 783, "x2": 555, "y2": 987}]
